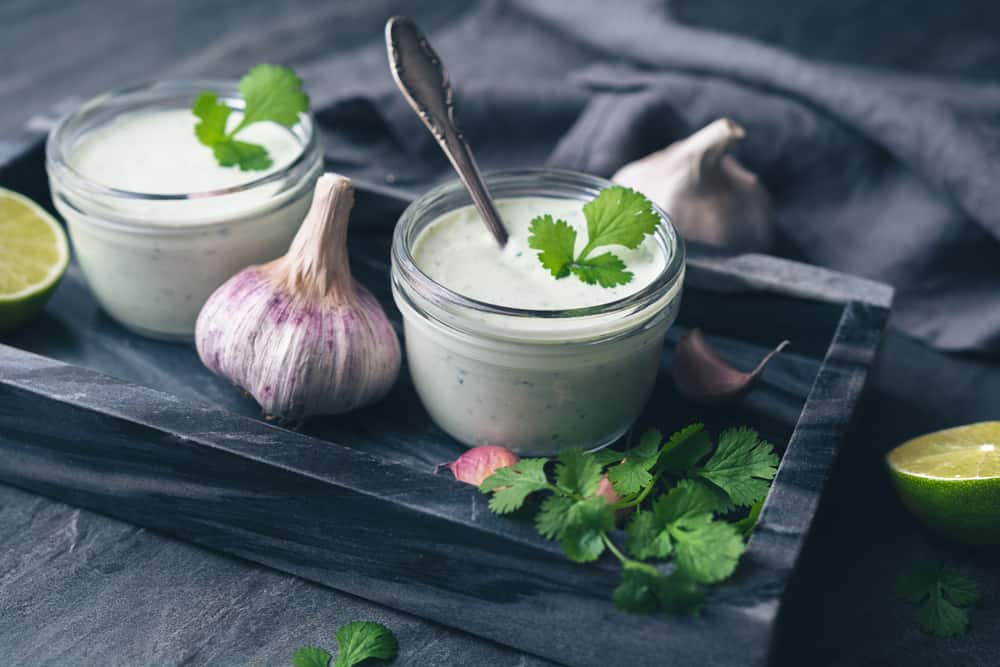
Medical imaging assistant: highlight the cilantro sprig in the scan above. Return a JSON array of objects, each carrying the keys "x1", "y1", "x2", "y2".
[
  {"x1": 193, "y1": 64, "x2": 310, "y2": 171},
  {"x1": 895, "y1": 562, "x2": 980, "y2": 637},
  {"x1": 293, "y1": 621, "x2": 398, "y2": 667},
  {"x1": 479, "y1": 425, "x2": 779, "y2": 613},
  {"x1": 528, "y1": 186, "x2": 661, "y2": 288}
]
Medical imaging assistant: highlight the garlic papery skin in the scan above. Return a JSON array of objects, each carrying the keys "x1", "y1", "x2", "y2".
[
  {"x1": 195, "y1": 173, "x2": 401, "y2": 421},
  {"x1": 613, "y1": 118, "x2": 773, "y2": 253}
]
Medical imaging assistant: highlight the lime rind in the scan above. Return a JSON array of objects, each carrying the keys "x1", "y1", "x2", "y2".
[{"x1": 887, "y1": 422, "x2": 1000, "y2": 547}]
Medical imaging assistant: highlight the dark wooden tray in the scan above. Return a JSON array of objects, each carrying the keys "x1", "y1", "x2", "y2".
[{"x1": 0, "y1": 131, "x2": 892, "y2": 667}]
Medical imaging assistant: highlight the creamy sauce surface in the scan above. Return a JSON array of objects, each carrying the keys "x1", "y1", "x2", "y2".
[
  {"x1": 70, "y1": 109, "x2": 301, "y2": 194},
  {"x1": 412, "y1": 197, "x2": 666, "y2": 310}
]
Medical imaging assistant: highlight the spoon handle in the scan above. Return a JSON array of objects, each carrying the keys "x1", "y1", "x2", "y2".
[{"x1": 385, "y1": 16, "x2": 509, "y2": 247}]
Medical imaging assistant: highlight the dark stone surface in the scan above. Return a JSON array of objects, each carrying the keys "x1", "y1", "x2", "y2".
[
  {"x1": 0, "y1": 482, "x2": 550, "y2": 667},
  {"x1": 1, "y1": 1, "x2": 998, "y2": 666}
]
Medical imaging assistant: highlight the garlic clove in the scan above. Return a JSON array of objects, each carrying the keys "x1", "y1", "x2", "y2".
[
  {"x1": 612, "y1": 118, "x2": 773, "y2": 253},
  {"x1": 594, "y1": 474, "x2": 623, "y2": 504},
  {"x1": 672, "y1": 329, "x2": 788, "y2": 405},
  {"x1": 440, "y1": 445, "x2": 520, "y2": 487},
  {"x1": 195, "y1": 173, "x2": 401, "y2": 421}
]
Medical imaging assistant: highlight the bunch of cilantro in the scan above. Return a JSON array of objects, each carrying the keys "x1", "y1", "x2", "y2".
[{"x1": 480, "y1": 424, "x2": 778, "y2": 613}]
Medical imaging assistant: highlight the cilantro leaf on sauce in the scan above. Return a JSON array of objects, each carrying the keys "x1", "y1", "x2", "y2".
[
  {"x1": 192, "y1": 64, "x2": 309, "y2": 171},
  {"x1": 528, "y1": 186, "x2": 659, "y2": 287}
]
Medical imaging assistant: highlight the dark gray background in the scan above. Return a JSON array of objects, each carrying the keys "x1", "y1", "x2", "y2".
[{"x1": 1, "y1": 1, "x2": 998, "y2": 665}]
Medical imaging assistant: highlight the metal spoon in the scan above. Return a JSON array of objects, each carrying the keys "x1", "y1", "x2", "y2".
[{"x1": 385, "y1": 16, "x2": 509, "y2": 247}]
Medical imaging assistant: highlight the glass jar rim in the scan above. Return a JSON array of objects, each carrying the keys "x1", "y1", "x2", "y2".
[
  {"x1": 391, "y1": 168, "x2": 685, "y2": 333},
  {"x1": 46, "y1": 79, "x2": 319, "y2": 205}
]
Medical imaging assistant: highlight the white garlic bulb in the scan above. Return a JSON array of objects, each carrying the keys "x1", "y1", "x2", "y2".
[
  {"x1": 612, "y1": 118, "x2": 773, "y2": 253},
  {"x1": 195, "y1": 173, "x2": 401, "y2": 421}
]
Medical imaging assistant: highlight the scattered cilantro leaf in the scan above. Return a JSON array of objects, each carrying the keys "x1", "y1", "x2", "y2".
[
  {"x1": 626, "y1": 481, "x2": 743, "y2": 581},
  {"x1": 535, "y1": 494, "x2": 579, "y2": 540},
  {"x1": 655, "y1": 479, "x2": 719, "y2": 522},
  {"x1": 625, "y1": 510, "x2": 672, "y2": 560},
  {"x1": 938, "y1": 567, "x2": 981, "y2": 607},
  {"x1": 591, "y1": 448, "x2": 627, "y2": 467},
  {"x1": 293, "y1": 646, "x2": 332, "y2": 667},
  {"x1": 916, "y1": 589, "x2": 969, "y2": 637},
  {"x1": 694, "y1": 428, "x2": 778, "y2": 507},
  {"x1": 733, "y1": 497, "x2": 765, "y2": 536},
  {"x1": 656, "y1": 570, "x2": 705, "y2": 615},
  {"x1": 634, "y1": 429, "x2": 664, "y2": 459},
  {"x1": 895, "y1": 562, "x2": 980, "y2": 637},
  {"x1": 332, "y1": 621, "x2": 398, "y2": 667},
  {"x1": 561, "y1": 496, "x2": 614, "y2": 562},
  {"x1": 479, "y1": 458, "x2": 550, "y2": 514},
  {"x1": 528, "y1": 186, "x2": 658, "y2": 287},
  {"x1": 555, "y1": 449, "x2": 603, "y2": 497},
  {"x1": 669, "y1": 515, "x2": 744, "y2": 584},
  {"x1": 613, "y1": 564, "x2": 704, "y2": 615},
  {"x1": 613, "y1": 561, "x2": 664, "y2": 613},
  {"x1": 659, "y1": 424, "x2": 712, "y2": 474},
  {"x1": 607, "y1": 429, "x2": 662, "y2": 496},
  {"x1": 192, "y1": 64, "x2": 309, "y2": 171}
]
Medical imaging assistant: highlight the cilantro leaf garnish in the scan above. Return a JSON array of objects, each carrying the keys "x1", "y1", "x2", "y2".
[
  {"x1": 528, "y1": 186, "x2": 659, "y2": 288},
  {"x1": 333, "y1": 621, "x2": 398, "y2": 667},
  {"x1": 693, "y1": 427, "x2": 778, "y2": 508},
  {"x1": 583, "y1": 185, "x2": 662, "y2": 250},
  {"x1": 478, "y1": 423, "x2": 777, "y2": 615},
  {"x1": 193, "y1": 64, "x2": 309, "y2": 171},
  {"x1": 293, "y1": 646, "x2": 333, "y2": 667},
  {"x1": 293, "y1": 621, "x2": 397, "y2": 667},
  {"x1": 896, "y1": 562, "x2": 980, "y2": 637}
]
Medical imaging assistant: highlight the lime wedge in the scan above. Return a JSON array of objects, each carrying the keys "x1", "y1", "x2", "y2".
[
  {"x1": 887, "y1": 422, "x2": 1000, "y2": 546},
  {"x1": 0, "y1": 188, "x2": 69, "y2": 333}
]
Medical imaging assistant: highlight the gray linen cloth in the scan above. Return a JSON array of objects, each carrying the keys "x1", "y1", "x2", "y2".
[{"x1": 299, "y1": 0, "x2": 1000, "y2": 356}]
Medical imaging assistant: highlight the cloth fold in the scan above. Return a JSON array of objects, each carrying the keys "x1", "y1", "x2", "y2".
[{"x1": 299, "y1": 0, "x2": 1000, "y2": 356}]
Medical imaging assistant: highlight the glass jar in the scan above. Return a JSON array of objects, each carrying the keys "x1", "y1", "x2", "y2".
[
  {"x1": 46, "y1": 80, "x2": 323, "y2": 341},
  {"x1": 391, "y1": 169, "x2": 685, "y2": 455}
]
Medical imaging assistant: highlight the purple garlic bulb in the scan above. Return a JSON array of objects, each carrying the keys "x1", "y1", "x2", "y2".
[{"x1": 195, "y1": 173, "x2": 401, "y2": 421}]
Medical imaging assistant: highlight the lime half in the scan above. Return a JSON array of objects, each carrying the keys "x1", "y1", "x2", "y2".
[
  {"x1": 0, "y1": 188, "x2": 69, "y2": 333},
  {"x1": 887, "y1": 422, "x2": 1000, "y2": 546}
]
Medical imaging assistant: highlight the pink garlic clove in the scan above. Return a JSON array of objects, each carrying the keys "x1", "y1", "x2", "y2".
[
  {"x1": 594, "y1": 474, "x2": 623, "y2": 504},
  {"x1": 612, "y1": 118, "x2": 773, "y2": 253},
  {"x1": 672, "y1": 329, "x2": 789, "y2": 405},
  {"x1": 442, "y1": 445, "x2": 520, "y2": 487}
]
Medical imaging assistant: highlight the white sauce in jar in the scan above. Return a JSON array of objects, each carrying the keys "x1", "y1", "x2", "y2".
[
  {"x1": 412, "y1": 198, "x2": 665, "y2": 310},
  {"x1": 70, "y1": 109, "x2": 300, "y2": 197},
  {"x1": 51, "y1": 105, "x2": 319, "y2": 340},
  {"x1": 397, "y1": 194, "x2": 680, "y2": 455}
]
